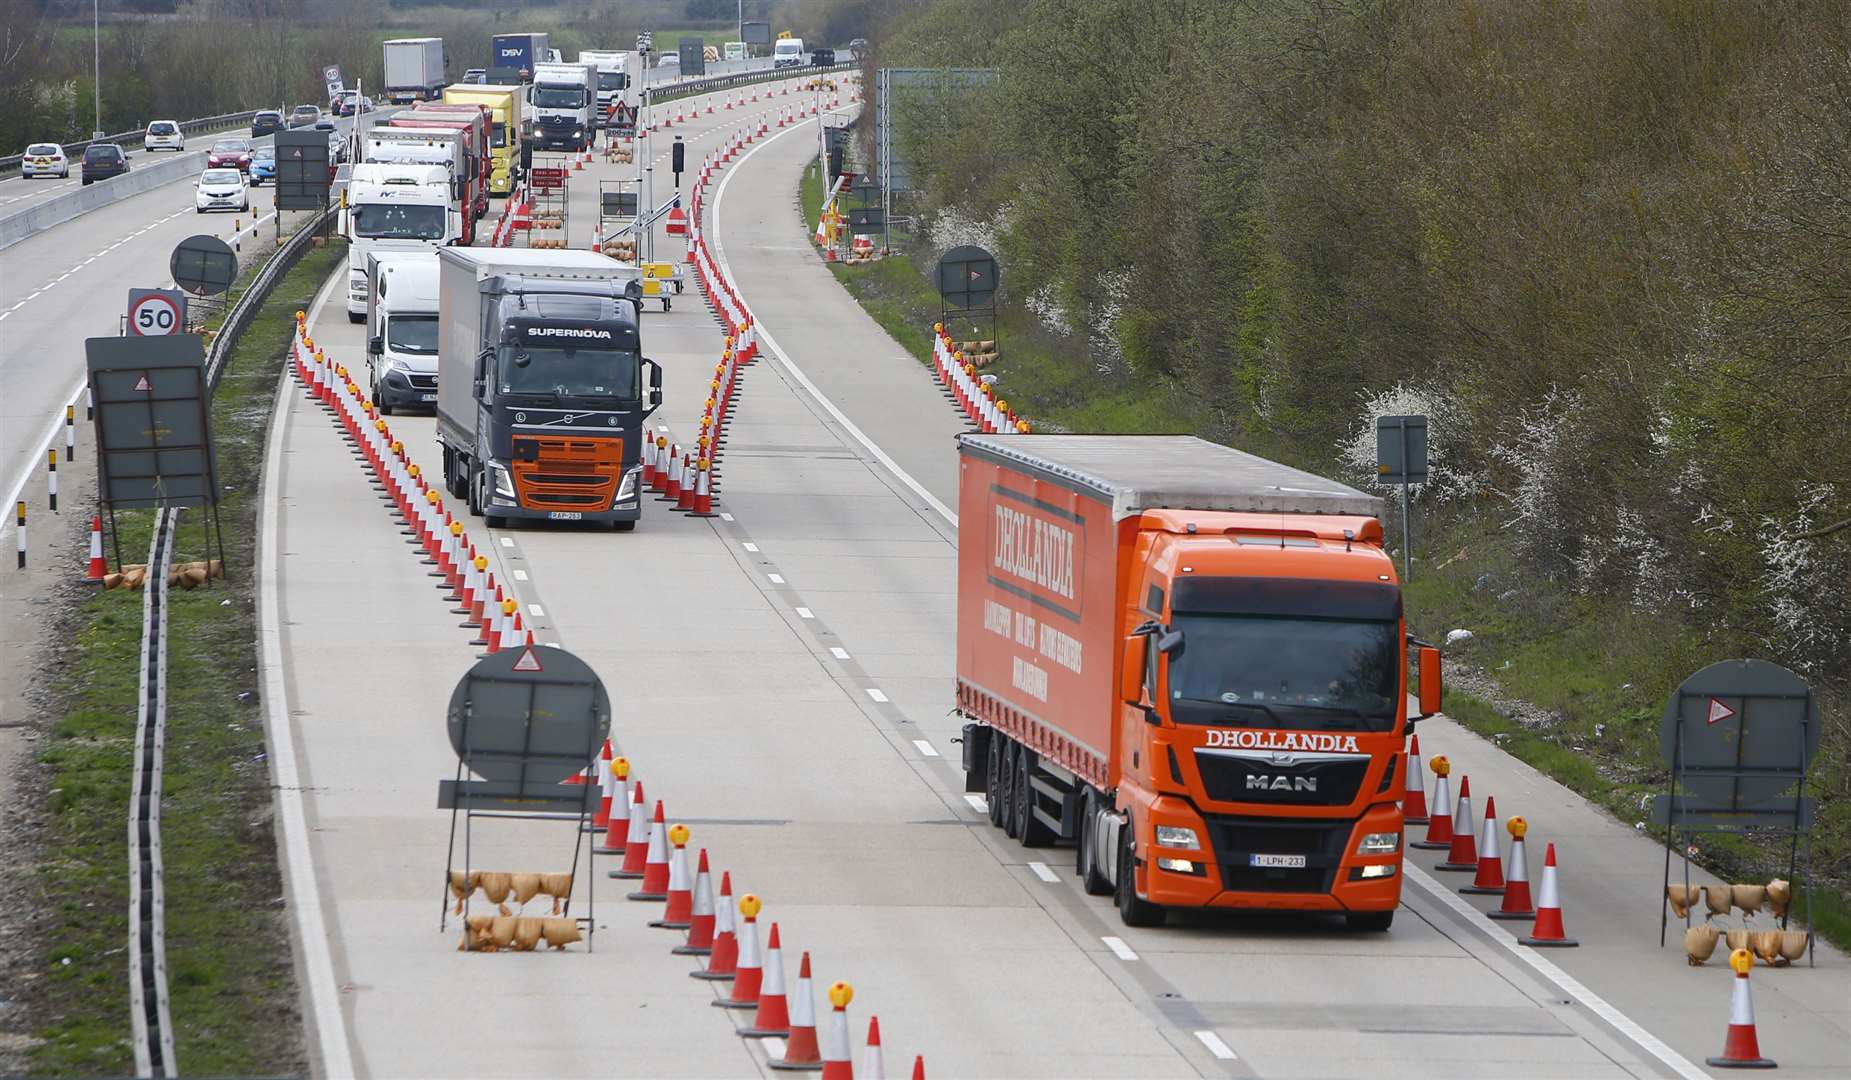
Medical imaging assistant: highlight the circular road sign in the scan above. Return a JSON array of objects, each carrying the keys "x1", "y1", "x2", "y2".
[
  {"x1": 1659, "y1": 658, "x2": 1819, "y2": 807},
  {"x1": 936, "y1": 244, "x2": 998, "y2": 311},
  {"x1": 128, "y1": 291, "x2": 182, "y2": 336},
  {"x1": 169, "y1": 234, "x2": 239, "y2": 297},
  {"x1": 446, "y1": 644, "x2": 611, "y2": 787}
]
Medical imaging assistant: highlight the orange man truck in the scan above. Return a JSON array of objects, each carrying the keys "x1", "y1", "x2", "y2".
[{"x1": 957, "y1": 435, "x2": 1441, "y2": 929}]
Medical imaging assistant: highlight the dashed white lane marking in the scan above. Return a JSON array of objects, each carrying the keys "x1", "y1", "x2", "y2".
[
  {"x1": 761, "y1": 1037, "x2": 785, "y2": 1059},
  {"x1": 1195, "y1": 1031, "x2": 1237, "y2": 1061},
  {"x1": 766, "y1": 572, "x2": 783, "y2": 584},
  {"x1": 1027, "y1": 861, "x2": 1059, "y2": 883},
  {"x1": 864, "y1": 688, "x2": 888, "y2": 703},
  {"x1": 499, "y1": 537, "x2": 514, "y2": 547},
  {"x1": 512, "y1": 569, "x2": 529, "y2": 581},
  {"x1": 1102, "y1": 936, "x2": 1139, "y2": 961},
  {"x1": 963, "y1": 794, "x2": 988, "y2": 814},
  {"x1": 828, "y1": 647, "x2": 850, "y2": 660},
  {"x1": 719, "y1": 512, "x2": 734, "y2": 521},
  {"x1": 742, "y1": 541, "x2": 758, "y2": 552},
  {"x1": 527, "y1": 604, "x2": 545, "y2": 617},
  {"x1": 794, "y1": 606, "x2": 813, "y2": 619},
  {"x1": 912, "y1": 739, "x2": 939, "y2": 758}
]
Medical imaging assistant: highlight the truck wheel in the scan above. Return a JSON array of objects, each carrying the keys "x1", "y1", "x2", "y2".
[
  {"x1": 998, "y1": 741, "x2": 1019, "y2": 839},
  {"x1": 1116, "y1": 822, "x2": 1165, "y2": 928},
  {"x1": 984, "y1": 733, "x2": 1005, "y2": 828},
  {"x1": 1345, "y1": 910, "x2": 1394, "y2": 932},
  {"x1": 1077, "y1": 792, "x2": 1112, "y2": 896},
  {"x1": 1013, "y1": 749, "x2": 1055, "y2": 848},
  {"x1": 467, "y1": 467, "x2": 484, "y2": 517}
]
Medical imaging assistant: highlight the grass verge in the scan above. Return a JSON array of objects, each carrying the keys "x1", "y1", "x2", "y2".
[
  {"x1": 28, "y1": 238, "x2": 346, "y2": 1075},
  {"x1": 793, "y1": 162, "x2": 1851, "y2": 951}
]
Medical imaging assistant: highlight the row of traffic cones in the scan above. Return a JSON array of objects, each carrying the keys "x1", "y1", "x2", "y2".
[
  {"x1": 930, "y1": 325, "x2": 1031, "y2": 434},
  {"x1": 1401, "y1": 734, "x2": 1777, "y2": 1067}
]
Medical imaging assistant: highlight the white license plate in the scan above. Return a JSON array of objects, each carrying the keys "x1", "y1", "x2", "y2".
[
  {"x1": 420, "y1": 393, "x2": 438, "y2": 402},
  {"x1": 547, "y1": 511, "x2": 583, "y2": 521},
  {"x1": 1249, "y1": 854, "x2": 1307, "y2": 869}
]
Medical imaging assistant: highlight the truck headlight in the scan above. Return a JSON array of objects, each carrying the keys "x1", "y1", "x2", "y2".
[
  {"x1": 1357, "y1": 863, "x2": 1397, "y2": 879},
  {"x1": 1356, "y1": 831, "x2": 1401, "y2": 855},
  {"x1": 615, "y1": 465, "x2": 640, "y2": 504},
  {"x1": 1156, "y1": 857, "x2": 1202, "y2": 875},
  {"x1": 1154, "y1": 826, "x2": 1198, "y2": 849},
  {"x1": 488, "y1": 462, "x2": 516, "y2": 499}
]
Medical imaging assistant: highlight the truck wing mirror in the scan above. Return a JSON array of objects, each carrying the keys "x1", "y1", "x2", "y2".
[
  {"x1": 1120, "y1": 635, "x2": 1148, "y2": 707},
  {"x1": 474, "y1": 347, "x2": 491, "y2": 395},
  {"x1": 1416, "y1": 644, "x2": 1442, "y2": 720},
  {"x1": 368, "y1": 335, "x2": 383, "y2": 355}
]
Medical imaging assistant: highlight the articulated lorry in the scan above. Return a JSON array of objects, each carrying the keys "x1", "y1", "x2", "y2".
[
  {"x1": 342, "y1": 165, "x2": 459, "y2": 322},
  {"x1": 956, "y1": 435, "x2": 1441, "y2": 930},
  {"x1": 394, "y1": 105, "x2": 491, "y2": 219},
  {"x1": 441, "y1": 84, "x2": 521, "y2": 196},
  {"x1": 490, "y1": 32, "x2": 550, "y2": 83},
  {"x1": 435, "y1": 249, "x2": 659, "y2": 530},
  {"x1": 531, "y1": 62, "x2": 597, "y2": 151},
  {"x1": 383, "y1": 37, "x2": 447, "y2": 102},
  {"x1": 363, "y1": 127, "x2": 476, "y2": 246},
  {"x1": 577, "y1": 51, "x2": 632, "y2": 128}
]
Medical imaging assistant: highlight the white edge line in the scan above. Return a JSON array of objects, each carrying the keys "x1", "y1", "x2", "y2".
[
  {"x1": 256, "y1": 268, "x2": 356, "y2": 1079},
  {"x1": 1403, "y1": 863, "x2": 1707, "y2": 1079},
  {"x1": 1101, "y1": 935, "x2": 1139, "y2": 961},
  {"x1": 709, "y1": 119, "x2": 960, "y2": 531},
  {"x1": 1194, "y1": 1031, "x2": 1237, "y2": 1061},
  {"x1": 1027, "y1": 860, "x2": 1059, "y2": 883}
]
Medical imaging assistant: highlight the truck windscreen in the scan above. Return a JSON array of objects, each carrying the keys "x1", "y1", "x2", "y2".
[
  {"x1": 500, "y1": 343, "x2": 637, "y2": 400},
  {"x1": 490, "y1": 122, "x2": 508, "y2": 148},
  {"x1": 598, "y1": 72, "x2": 628, "y2": 91},
  {"x1": 534, "y1": 86, "x2": 587, "y2": 108},
  {"x1": 386, "y1": 315, "x2": 439, "y2": 355},
  {"x1": 353, "y1": 204, "x2": 446, "y2": 239},
  {"x1": 1167, "y1": 614, "x2": 1399, "y2": 731}
]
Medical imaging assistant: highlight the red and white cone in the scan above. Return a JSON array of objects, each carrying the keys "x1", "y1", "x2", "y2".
[
  {"x1": 1707, "y1": 948, "x2": 1777, "y2": 1069},
  {"x1": 1490, "y1": 818, "x2": 1535, "y2": 920},
  {"x1": 1437, "y1": 776, "x2": 1479, "y2": 871},
  {"x1": 628, "y1": 800, "x2": 671, "y2": 901},
  {"x1": 769, "y1": 951, "x2": 823, "y2": 1070},
  {"x1": 692, "y1": 872, "x2": 738, "y2": 979},
  {"x1": 593, "y1": 767, "x2": 632, "y2": 854},
  {"x1": 740, "y1": 922, "x2": 791, "y2": 1037},
  {"x1": 821, "y1": 982, "x2": 854, "y2": 1080},
  {"x1": 611, "y1": 782, "x2": 649, "y2": 878},
  {"x1": 716, "y1": 894, "x2": 764, "y2": 1008},
  {"x1": 84, "y1": 516, "x2": 107, "y2": 582},
  {"x1": 862, "y1": 1017, "x2": 885, "y2": 1080},
  {"x1": 1460, "y1": 795, "x2": 1507, "y2": 894},
  {"x1": 587, "y1": 742, "x2": 615, "y2": 828},
  {"x1": 651, "y1": 824, "x2": 694, "y2": 928},
  {"x1": 910, "y1": 1057, "x2": 924, "y2": 1080},
  {"x1": 674, "y1": 849, "x2": 716, "y2": 955},
  {"x1": 1519, "y1": 843, "x2": 1578, "y2": 947},
  {"x1": 1411, "y1": 755, "x2": 1454, "y2": 850},
  {"x1": 1402, "y1": 732, "x2": 1429, "y2": 824}
]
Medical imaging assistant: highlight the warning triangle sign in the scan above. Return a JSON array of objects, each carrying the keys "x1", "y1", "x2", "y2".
[
  {"x1": 133, "y1": 375, "x2": 153, "y2": 392},
  {"x1": 511, "y1": 647, "x2": 544, "y2": 673},
  {"x1": 1706, "y1": 697, "x2": 1736, "y2": 725}
]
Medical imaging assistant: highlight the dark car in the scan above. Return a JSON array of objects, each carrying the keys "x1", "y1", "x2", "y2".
[
  {"x1": 80, "y1": 143, "x2": 130, "y2": 185},
  {"x1": 333, "y1": 91, "x2": 374, "y2": 117},
  {"x1": 811, "y1": 47, "x2": 837, "y2": 67},
  {"x1": 251, "y1": 110, "x2": 284, "y2": 137}
]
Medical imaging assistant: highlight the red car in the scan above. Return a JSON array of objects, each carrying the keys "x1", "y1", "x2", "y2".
[{"x1": 206, "y1": 137, "x2": 252, "y2": 172}]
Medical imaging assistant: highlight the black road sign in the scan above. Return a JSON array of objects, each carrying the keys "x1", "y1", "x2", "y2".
[
  {"x1": 438, "y1": 645, "x2": 611, "y2": 812},
  {"x1": 1376, "y1": 415, "x2": 1429, "y2": 484},
  {"x1": 847, "y1": 207, "x2": 885, "y2": 230},
  {"x1": 84, "y1": 335, "x2": 218, "y2": 509},
  {"x1": 275, "y1": 129, "x2": 332, "y2": 211},
  {"x1": 678, "y1": 38, "x2": 706, "y2": 76},
  {"x1": 936, "y1": 245, "x2": 997, "y2": 311},
  {"x1": 742, "y1": 21, "x2": 771, "y2": 46},
  {"x1": 1658, "y1": 659, "x2": 1819, "y2": 809},
  {"x1": 170, "y1": 235, "x2": 238, "y2": 297}
]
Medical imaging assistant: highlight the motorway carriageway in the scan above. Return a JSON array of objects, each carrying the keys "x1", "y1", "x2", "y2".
[{"x1": 266, "y1": 75, "x2": 1847, "y2": 1078}]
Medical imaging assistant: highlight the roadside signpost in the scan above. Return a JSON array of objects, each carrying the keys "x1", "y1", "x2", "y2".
[
  {"x1": 1655, "y1": 659, "x2": 1820, "y2": 965},
  {"x1": 438, "y1": 644, "x2": 612, "y2": 947},
  {"x1": 935, "y1": 244, "x2": 998, "y2": 348},
  {"x1": 1375, "y1": 414, "x2": 1428, "y2": 581},
  {"x1": 126, "y1": 288, "x2": 187, "y2": 337}
]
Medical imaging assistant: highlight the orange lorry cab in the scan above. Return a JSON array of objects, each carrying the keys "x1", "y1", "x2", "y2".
[{"x1": 956, "y1": 435, "x2": 1442, "y2": 929}]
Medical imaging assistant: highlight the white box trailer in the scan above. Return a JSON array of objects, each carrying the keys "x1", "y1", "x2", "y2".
[{"x1": 383, "y1": 38, "x2": 447, "y2": 103}]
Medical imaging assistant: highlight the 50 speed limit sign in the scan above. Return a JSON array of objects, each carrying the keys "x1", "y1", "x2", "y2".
[{"x1": 126, "y1": 288, "x2": 187, "y2": 337}]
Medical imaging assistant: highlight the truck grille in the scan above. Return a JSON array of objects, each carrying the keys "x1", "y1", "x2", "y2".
[
  {"x1": 1201, "y1": 814, "x2": 1349, "y2": 894},
  {"x1": 511, "y1": 434, "x2": 622, "y2": 509},
  {"x1": 406, "y1": 374, "x2": 437, "y2": 390},
  {"x1": 1193, "y1": 748, "x2": 1369, "y2": 807}
]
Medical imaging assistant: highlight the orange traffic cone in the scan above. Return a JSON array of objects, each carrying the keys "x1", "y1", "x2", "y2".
[
  {"x1": 1519, "y1": 843, "x2": 1578, "y2": 947},
  {"x1": 862, "y1": 1017, "x2": 885, "y2": 1080},
  {"x1": 740, "y1": 922, "x2": 791, "y2": 1036},
  {"x1": 84, "y1": 516, "x2": 106, "y2": 582},
  {"x1": 611, "y1": 782, "x2": 648, "y2": 878},
  {"x1": 1402, "y1": 732, "x2": 1429, "y2": 824},
  {"x1": 1490, "y1": 817, "x2": 1535, "y2": 920},
  {"x1": 651, "y1": 824, "x2": 694, "y2": 929},
  {"x1": 769, "y1": 951, "x2": 822, "y2": 1070},
  {"x1": 1460, "y1": 796, "x2": 1506, "y2": 895},
  {"x1": 1707, "y1": 948, "x2": 1776, "y2": 1068},
  {"x1": 628, "y1": 800, "x2": 671, "y2": 901},
  {"x1": 716, "y1": 893, "x2": 763, "y2": 1008},
  {"x1": 691, "y1": 871, "x2": 738, "y2": 979},
  {"x1": 675, "y1": 849, "x2": 716, "y2": 955},
  {"x1": 821, "y1": 982, "x2": 854, "y2": 1080},
  {"x1": 1411, "y1": 755, "x2": 1453, "y2": 849},
  {"x1": 1437, "y1": 776, "x2": 1479, "y2": 871},
  {"x1": 587, "y1": 742, "x2": 615, "y2": 823}
]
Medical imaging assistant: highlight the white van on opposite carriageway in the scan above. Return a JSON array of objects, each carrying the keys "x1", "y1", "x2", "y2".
[{"x1": 773, "y1": 38, "x2": 804, "y2": 68}]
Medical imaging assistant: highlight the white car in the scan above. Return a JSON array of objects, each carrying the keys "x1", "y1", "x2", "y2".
[
  {"x1": 193, "y1": 167, "x2": 250, "y2": 214},
  {"x1": 657, "y1": 53, "x2": 679, "y2": 68},
  {"x1": 144, "y1": 120, "x2": 185, "y2": 152},
  {"x1": 20, "y1": 143, "x2": 69, "y2": 178}
]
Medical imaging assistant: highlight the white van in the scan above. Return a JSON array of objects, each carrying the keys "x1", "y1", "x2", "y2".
[
  {"x1": 724, "y1": 42, "x2": 746, "y2": 62},
  {"x1": 366, "y1": 251, "x2": 443, "y2": 413},
  {"x1": 773, "y1": 38, "x2": 804, "y2": 68}
]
